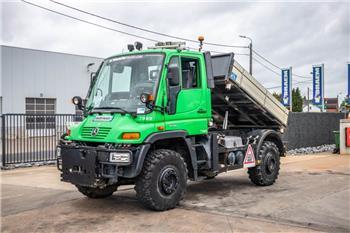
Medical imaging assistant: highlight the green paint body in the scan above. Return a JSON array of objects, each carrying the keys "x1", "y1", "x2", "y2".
[{"x1": 68, "y1": 49, "x2": 212, "y2": 143}]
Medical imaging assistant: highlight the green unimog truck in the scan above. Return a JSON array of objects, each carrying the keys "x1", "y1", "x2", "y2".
[{"x1": 57, "y1": 41, "x2": 289, "y2": 211}]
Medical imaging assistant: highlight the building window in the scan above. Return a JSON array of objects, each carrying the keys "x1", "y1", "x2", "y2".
[{"x1": 25, "y1": 98, "x2": 56, "y2": 129}]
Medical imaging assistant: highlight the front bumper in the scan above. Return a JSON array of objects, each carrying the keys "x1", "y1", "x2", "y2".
[{"x1": 57, "y1": 143, "x2": 150, "y2": 187}]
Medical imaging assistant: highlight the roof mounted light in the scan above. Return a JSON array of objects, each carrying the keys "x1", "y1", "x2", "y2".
[
  {"x1": 148, "y1": 41, "x2": 186, "y2": 50},
  {"x1": 127, "y1": 44, "x2": 134, "y2": 52},
  {"x1": 198, "y1": 36, "x2": 204, "y2": 51},
  {"x1": 134, "y1": 41, "x2": 143, "y2": 51}
]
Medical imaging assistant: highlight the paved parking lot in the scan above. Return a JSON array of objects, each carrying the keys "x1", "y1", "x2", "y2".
[{"x1": 1, "y1": 153, "x2": 349, "y2": 232}]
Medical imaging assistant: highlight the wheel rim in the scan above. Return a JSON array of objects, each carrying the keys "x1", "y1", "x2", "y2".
[
  {"x1": 159, "y1": 167, "x2": 179, "y2": 195},
  {"x1": 265, "y1": 152, "x2": 276, "y2": 175}
]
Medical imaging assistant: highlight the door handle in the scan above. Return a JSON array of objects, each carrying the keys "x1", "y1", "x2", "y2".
[{"x1": 197, "y1": 109, "x2": 207, "y2": 114}]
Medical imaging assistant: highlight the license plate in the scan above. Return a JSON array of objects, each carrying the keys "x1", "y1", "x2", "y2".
[{"x1": 109, "y1": 152, "x2": 130, "y2": 163}]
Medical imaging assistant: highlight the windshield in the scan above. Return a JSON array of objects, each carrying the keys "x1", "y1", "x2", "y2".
[{"x1": 86, "y1": 54, "x2": 164, "y2": 113}]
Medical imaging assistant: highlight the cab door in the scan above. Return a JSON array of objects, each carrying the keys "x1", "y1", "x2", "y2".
[{"x1": 164, "y1": 55, "x2": 209, "y2": 135}]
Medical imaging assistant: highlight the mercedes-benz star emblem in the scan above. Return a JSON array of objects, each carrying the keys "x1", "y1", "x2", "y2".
[{"x1": 91, "y1": 127, "x2": 99, "y2": 136}]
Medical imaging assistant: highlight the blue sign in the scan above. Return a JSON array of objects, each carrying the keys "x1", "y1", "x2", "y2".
[
  {"x1": 347, "y1": 63, "x2": 350, "y2": 104},
  {"x1": 230, "y1": 72, "x2": 237, "y2": 81},
  {"x1": 281, "y1": 69, "x2": 291, "y2": 106},
  {"x1": 312, "y1": 65, "x2": 323, "y2": 105}
]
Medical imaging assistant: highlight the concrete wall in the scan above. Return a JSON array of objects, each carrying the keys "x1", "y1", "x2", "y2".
[
  {"x1": 1, "y1": 45, "x2": 103, "y2": 114},
  {"x1": 284, "y1": 112, "x2": 346, "y2": 149}
]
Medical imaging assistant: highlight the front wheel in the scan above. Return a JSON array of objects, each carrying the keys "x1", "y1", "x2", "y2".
[
  {"x1": 135, "y1": 149, "x2": 187, "y2": 211},
  {"x1": 76, "y1": 185, "x2": 118, "y2": 198},
  {"x1": 248, "y1": 141, "x2": 280, "y2": 186}
]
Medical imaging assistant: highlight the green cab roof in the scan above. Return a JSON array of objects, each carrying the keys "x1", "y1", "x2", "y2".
[{"x1": 105, "y1": 48, "x2": 203, "y2": 60}]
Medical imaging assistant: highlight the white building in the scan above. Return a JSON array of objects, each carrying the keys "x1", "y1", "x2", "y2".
[
  {"x1": 0, "y1": 45, "x2": 103, "y2": 115},
  {"x1": 303, "y1": 104, "x2": 321, "y2": 112}
]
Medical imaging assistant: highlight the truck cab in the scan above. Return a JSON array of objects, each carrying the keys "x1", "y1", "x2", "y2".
[{"x1": 58, "y1": 42, "x2": 286, "y2": 211}]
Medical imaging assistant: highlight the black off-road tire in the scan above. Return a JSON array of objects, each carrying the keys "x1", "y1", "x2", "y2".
[
  {"x1": 135, "y1": 149, "x2": 188, "y2": 211},
  {"x1": 248, "y1": 141, "x2": 280, "y2": 186},
  {"x1": 76, "y1": 185, "x2": 118, "y2": 198}
]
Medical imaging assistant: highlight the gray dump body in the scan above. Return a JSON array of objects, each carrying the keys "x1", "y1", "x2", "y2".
[{"x1": 210, "y1": 53, "x2": 289, "y2": 129}]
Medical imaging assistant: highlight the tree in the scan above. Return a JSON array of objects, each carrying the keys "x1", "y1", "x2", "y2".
[
  {"x1": 272, "y1": 92, "x2": 281, "y2": 102},
  {"x1": 340, "y1": 97, "x2": 350, "y2": 112},
  {"x1": 340, "y1": 97, "x2": 348, "y2": 108},
  {"x1": 272, "y1": 89, "x2": 303, "y2": 112},
  {"x1": 292, "y1": 88, "x2": 303, "y2": 112}
]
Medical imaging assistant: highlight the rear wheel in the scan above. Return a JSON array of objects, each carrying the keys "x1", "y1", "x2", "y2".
[
  {"x1": 135, "y1": 149, "x2": 187, "y2": 211},
  {"x1": 248, "y1": 141, "x2": 280, "y2": 186},
  {"x1": 76, "y1": 185, "x2": 118, "y2": 198}
]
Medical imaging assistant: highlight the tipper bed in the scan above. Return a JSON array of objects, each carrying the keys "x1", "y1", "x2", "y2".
[{"x1": 210, "y1": 53, "x2": 289, "y2": 129}]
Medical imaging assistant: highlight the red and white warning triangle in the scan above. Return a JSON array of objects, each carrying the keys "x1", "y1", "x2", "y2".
[{"x1": 243, "y1": 144, "x2": 256, "y2": 168}]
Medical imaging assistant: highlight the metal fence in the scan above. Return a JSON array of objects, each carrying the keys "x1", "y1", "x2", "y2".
[
  {"x1": 1, "y1": 112, "x2": 345, "y2": 165},
  {"x1": 1, "y1": 114, "x2": 81, "y2": 166}
]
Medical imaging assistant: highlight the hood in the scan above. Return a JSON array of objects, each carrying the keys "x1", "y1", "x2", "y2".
[{"x1": 68, "y1": 113, "x2": 156, "y2": 144}]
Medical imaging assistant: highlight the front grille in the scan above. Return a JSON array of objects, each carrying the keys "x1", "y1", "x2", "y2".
[{"x1": 81, "y1": 127, "x2": 112, "y2": 139}]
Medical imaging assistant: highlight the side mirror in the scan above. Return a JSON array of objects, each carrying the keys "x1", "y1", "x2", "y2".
[
  {"x1": 72, "y1": 96, "x2": 84, "y2": 110},
  {"x1": 90, "y1": 72, "x2": 96, "y2": 84},
  {"x1": 167, "y1": 66, "x2": 180, "y2": 86}
]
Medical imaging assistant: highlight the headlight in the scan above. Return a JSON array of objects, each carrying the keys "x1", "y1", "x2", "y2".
[
  {"x1": 109, "y1": 152, "x2": 131, "y2": 164},
  {"x1": 72, "y1": 96, "x2": 82, "y2": 106}
]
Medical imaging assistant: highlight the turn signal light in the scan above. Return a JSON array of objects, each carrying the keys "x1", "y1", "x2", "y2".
[
  {"x1": 122, "y1": 132, "x2": 140, "y2": 140},
  {"x1": 148, "y1": 94, "x2": 154, "y2": 101}
]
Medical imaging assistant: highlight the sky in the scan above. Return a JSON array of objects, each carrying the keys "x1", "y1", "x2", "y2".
[{"x1": 1, "y1": 0, "x2": 349, "y2": 100}]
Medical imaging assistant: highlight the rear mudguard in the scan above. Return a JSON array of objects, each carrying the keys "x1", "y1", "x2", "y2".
[{"x1": 247, "y1": 129, "x2": 285, "y2": 158}]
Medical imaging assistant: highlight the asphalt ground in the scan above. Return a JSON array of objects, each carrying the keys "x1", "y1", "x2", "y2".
[{"x1": 1, "y1": 153, "x2": 349, "y2": 232}]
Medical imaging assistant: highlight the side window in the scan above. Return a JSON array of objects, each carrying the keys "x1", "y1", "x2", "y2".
[
  {"x1": 181, "y1": 58, "x2": 200, "y2": 89},
  {"x1": 167, "y1": 56, "x2": 180, "y2": 86}
]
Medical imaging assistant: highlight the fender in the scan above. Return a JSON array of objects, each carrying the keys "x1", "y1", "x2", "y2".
[
  {"x1": 144, "y1": 130, "x2": 188, "y2": 144},
  {"x1": 129, "y1": 130, "x2": 197, "y2": 178},
  {"x1": 247, "y1": 129, "x2": 285, "y2": 158}
]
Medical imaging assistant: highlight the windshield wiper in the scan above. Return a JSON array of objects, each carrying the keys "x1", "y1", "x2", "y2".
[{"x1": 90, "y1": 107, "x2": 135, "y2": 116}]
